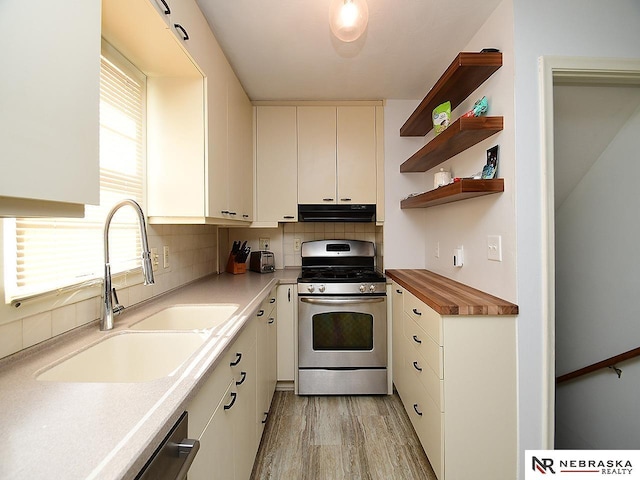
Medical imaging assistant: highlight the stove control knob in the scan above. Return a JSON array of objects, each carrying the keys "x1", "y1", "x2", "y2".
[
  {"x1": 318, "y1": 284, "x2": 326, "y2": 293},
  {"x1": 359, "y1": 284, "x2": 366, "y2": 293},
  {"x1": 369, "y1": 284, "x2": 376, "y2": 293},
  {"x1": 307, "y1": 284, "x2": 315, "y2": 293}
]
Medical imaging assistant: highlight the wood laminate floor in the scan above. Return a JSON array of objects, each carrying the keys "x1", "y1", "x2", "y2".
[{"x1": 250, "y1": 391, "x2": 437, "y2": 480}]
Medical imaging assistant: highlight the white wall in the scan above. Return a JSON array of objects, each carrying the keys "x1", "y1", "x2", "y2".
[
  {"x1": 512, "y1": 0, "x2": 640, "y2": 475},
  {"x1": 555, "y1": 102, "x2": 640, "y2": 448}
]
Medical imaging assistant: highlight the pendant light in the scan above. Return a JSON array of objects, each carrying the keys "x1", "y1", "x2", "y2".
[{"x1": 329, "y1": 0, "x2": 369, "y2": 43}]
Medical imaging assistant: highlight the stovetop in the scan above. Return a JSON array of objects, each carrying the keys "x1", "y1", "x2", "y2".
[{"x1": 298, "y1": 267, "x2": 385, "y2": 283}]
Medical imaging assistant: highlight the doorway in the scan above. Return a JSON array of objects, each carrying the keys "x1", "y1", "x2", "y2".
[{"x1": 540, "y1": 57, "x2": 640, "y2": 448}]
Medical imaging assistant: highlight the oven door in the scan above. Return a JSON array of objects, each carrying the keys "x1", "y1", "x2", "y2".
[{"x1": 298, "y1": 295, "x2": 387, "y2": 369}]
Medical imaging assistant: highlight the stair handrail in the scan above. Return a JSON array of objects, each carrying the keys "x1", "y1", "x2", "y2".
[{"x1": 556, "y1": 346, "x2": 640, "y2": 384}]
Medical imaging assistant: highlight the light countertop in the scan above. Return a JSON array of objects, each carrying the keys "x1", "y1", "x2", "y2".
[{"x1": 0, "y1": 269, "x2": 299, "y2": 480}]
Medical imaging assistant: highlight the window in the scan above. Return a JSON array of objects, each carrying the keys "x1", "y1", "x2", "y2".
[{"x1": 5, "y1": 42, "x2": 147, "y2": 301}]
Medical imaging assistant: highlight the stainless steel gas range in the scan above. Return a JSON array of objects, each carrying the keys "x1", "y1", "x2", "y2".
[{"x1": 297, "y1": 240, "x2": 388, "y2": 395}]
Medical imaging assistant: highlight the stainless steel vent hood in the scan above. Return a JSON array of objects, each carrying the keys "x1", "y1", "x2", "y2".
[{"x1": 298, "y1": 204, "x2": 376, "y2": 222}]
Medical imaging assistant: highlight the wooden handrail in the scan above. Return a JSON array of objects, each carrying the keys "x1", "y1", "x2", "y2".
[{"x1": 556, "y1": 346, "x2": 640, "y2": 384}]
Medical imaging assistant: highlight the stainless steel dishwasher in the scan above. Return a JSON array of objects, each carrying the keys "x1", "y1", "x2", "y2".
[{"x1": 136, "y1": 412, "x2": 200, "y2": 480}]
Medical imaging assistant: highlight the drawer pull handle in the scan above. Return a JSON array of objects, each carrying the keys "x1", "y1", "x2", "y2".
[
  {"x1": 236, "y1": 371, "x2": 247, "y2": 386},
  {"x1": 322, "y1": 198, "x2": 334, "y2": 202},
  {"x1": 413, "y1": 404, "x2": 423, "y2": 416},
  {"x1": 262, "y1": 412, "x2": 268, "y2": 424},
  {"x1": 257, "y1": 309, "x2": 265, "y2": 317},
  {"x1": 224, "y1": 391, "x2": 237, "y2": 410},
  {"x1": 155, "y1": 0, "x2": 170, "y2": 15},
  {"x1": 283, "y1": 215, "x2": 295, "y2": 219},
  {"x1": 174, "y1": 23, "x2": 189, "y2": 41},
  {"x1": 230, "y1": 352, "x2": 242, "y2": 367},
  {"x1": 412, "y1": 308, "x2": 422, "y2": 316},
  {"x1": 413, "y1": 361, "x2": 423, "y2": 372},
  {"x1": 412, "y1": 335, "x2": 422, "y2": 344},
  {"x1": 396, "y1": 289, "x2": 403, "y2": 294},
  {"x1": 268, "y1": 317, "x2": 275, "y2": 324},
  {"x1": 340, "y1": 198, "x2": 352, "y2": 202},
  {"x1": 270, "y1": 298, "x2": 276, "y2": 304}
]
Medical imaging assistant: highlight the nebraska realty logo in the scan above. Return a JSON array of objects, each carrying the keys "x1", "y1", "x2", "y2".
[{"x1": 526, "y1": 451, "x2": 640, "y2": 479}]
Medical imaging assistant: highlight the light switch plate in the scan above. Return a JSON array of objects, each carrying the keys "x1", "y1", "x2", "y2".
[
  {"x1": 163, "y1": 246, "x2": 170, "y2": 269},
  {"x1": 487, "y1": 235, "x2": 502, "y2": 262}
]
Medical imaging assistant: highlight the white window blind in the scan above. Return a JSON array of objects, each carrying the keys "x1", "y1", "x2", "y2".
[{"x1": 8, "y1": 44, "x2": 146, "y2": 300}]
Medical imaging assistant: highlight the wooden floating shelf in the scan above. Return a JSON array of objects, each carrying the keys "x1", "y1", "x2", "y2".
[
  {"x1": 401, "y1": 179, "x2": 504, "y2": 209},
  {"x1": 400, "y1": 51, "x2": 502, "y2": 137},
  {"x1": 400, "y1": 116, "x2": 503, "y2": 173}
]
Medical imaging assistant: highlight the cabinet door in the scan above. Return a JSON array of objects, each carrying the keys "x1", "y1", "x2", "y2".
[
  {"x1": 337, "y1": 106, "x2": 377, "y2": 204},
  {"x1": 228, "y1": 76, "x2": 254, "y2": 221},
  {"x1": 0, "y1": 0, "x2": 100, "y2": 216},
  {"x1": 234, "y1": 337, "x2": 258, "y2": 480},
  {"x1": 255, "y1": 107, "x2": 298, "y2": 223},
  {"x1": 189, "y1": 382, "x2": 236, "y2": 480},
  {"x1": 276, "y1": 285, "x2": 295, "y2": 382},
  {"x1": 297, "y1": 107, "x2": 337, "y2": 204},
  {"x1": 391, "y1": 282, "x2": 406, "y2": 395}
]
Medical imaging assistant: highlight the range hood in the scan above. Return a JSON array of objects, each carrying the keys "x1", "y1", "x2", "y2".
[{"x1": 298, "y1": 204, "x2": 376, "y2": 222}]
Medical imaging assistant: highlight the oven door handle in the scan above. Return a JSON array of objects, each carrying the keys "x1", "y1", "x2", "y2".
[{"x1": 300, "y1": 297, "x2": 386, "y2": 305}]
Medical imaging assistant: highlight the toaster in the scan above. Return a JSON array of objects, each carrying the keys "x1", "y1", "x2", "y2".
[{"x1": 249, "y1": 251, "x2": 275, "y2": 273}]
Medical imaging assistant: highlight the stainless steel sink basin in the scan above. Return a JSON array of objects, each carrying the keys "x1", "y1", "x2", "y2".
[
  {"x1": 129, "y1": 304, "x2": 239, "y2": 331},
  {"x1": 36, "y1": 332, "x2": 206, "y2": 383}
]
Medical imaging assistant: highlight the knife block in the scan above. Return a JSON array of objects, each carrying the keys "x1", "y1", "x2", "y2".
[{"x1": 226, "y1": 253, "x2": 247, "y2": 275}]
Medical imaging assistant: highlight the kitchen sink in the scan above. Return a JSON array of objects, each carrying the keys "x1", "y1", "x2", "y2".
[
  {"x1": 36, "y1": 332, "x2": 207, "y2": 383},
  {"x1": 129, "y1": 304, "x2": 239, "y2": 331}
]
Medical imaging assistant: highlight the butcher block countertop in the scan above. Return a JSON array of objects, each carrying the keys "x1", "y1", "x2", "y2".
[{"x1": 385, "y1": 269, "x2": 518, "y2": 316}]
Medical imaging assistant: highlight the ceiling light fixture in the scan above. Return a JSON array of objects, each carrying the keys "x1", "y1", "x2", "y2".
[{"x1": 329, "y1": 0, "x2": 369, "y2": 43}]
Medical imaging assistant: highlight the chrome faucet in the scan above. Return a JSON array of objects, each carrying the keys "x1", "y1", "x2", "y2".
[{"x1": 102, "y1": 199, "x2": 155, "y2": 331}]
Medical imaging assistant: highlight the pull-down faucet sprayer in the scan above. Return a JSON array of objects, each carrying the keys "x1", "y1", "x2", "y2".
[{"x1": 101, "y1": 199, "x2": 155, "y2": 331}]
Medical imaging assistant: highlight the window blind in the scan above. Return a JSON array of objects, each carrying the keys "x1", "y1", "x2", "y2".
[{"x1": 9, "y1": 46, "x2": 146, "y2": 300}]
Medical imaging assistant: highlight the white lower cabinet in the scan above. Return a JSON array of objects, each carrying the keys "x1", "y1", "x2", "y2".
[
  {"x1": 188, "y1": 294, "x2": 278, "y2": 480},
  {"x1": 276, "y1": 285, "x2": 296, "y2": 383},
  {"x1": 391, "y1": 281, "x2": 517, "y2": 480},
  {"x1": 255, "y1": 288, "x2": 277, "y2": 444}
]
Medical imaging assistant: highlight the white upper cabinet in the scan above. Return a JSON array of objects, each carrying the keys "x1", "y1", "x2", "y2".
[
  {"x1": 0, "y1": 0, "x2": 101, "y2": 217},
  {"x1": 107, "y1": 0, "x2": 253, "y2": 224},
  {"x1": 297, "y1": 107, "x2": 338, "y2": 204},
  {"x1": 337, "y1": 106, "x2": 377, "y2": 204},
  {"x1": 255, "y1": 106, "x2": 298, "y2": 223},
  {"x1": 297, "y1": 106, "x2": 378, "y2": 205}
]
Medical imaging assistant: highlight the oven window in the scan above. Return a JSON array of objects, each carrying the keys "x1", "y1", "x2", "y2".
[{"x1": 312, "y1": 312, "x2": 374, "y2": 350}]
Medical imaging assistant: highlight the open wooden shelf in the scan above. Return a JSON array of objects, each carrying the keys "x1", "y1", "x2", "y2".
[
  {"x1": 401, "y1": 179, "x2": 504, "y2": 209},
  {"x1": 400, "y1": 116, "x2": 503, "y2": 173},
  {"x1": 400, "y1": 51, "x2": 502, "y2": 137}
]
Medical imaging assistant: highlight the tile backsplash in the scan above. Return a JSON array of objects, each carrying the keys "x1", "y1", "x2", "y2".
[
  {"x1": 0, "y1": 224, "x2": 218, "y2": 360},
  {"x1": 226, "y1": 222, "x2": 384, "y2": 271}
]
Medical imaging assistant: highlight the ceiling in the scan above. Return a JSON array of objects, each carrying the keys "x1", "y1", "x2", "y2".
[{"x1": 195, "y1": 0, "x2": 503, "y2": 101}]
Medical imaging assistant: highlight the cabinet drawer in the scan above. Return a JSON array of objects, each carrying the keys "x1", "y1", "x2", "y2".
[
  {"x1": 187, "y1": 351, "x2": 235, "y2": 439},
  {"x1": 403, "y1": 291, "x2": 442, "y2": 345},
  {"x1": 403, "y1": 313, "x2": 443, "y2": 379},
  {"x1": 400, "y1": 373, "x2": 444, "y2": 479},
  {"x1": 404, "y1": 344, "x2": 444, "y2": 413}
]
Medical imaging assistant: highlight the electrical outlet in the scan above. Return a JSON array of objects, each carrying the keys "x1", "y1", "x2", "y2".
[
  {"x1": 487, "y1": 235, "x2": 502, "y2": 262},
  {"x1": 294, "y1": 238, "x2": 301, "y2": 252},
  {"x1": 435, "y1": 241, "x2": 440, "y2": 258},
  {"x1": 163, "y1": 246, "x2": 170, "y2": 269},
  {"x1": 150, "y1": 247, "x2": 159, "y2": 271},
  {"x1": 259, "y1": 237, "x2": 270, "y2": 251},
  {"x1": 453, "y1": 246, "x2": 464, "y2": 267}
]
